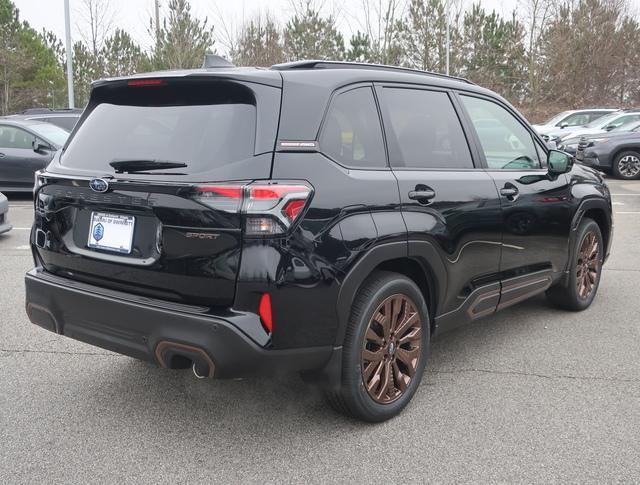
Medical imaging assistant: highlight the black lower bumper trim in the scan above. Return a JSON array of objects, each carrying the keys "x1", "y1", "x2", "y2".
[{"x1": 25, "y1": 268, "x2": 335, "y2": 378}]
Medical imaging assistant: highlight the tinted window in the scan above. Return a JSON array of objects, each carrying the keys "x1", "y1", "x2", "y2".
[
  {"x1": 0, "y1": 126, "x2": 33, "y2": 149},
  {"x1": 461, "y1": 96, "x2": 540, "y2": 170},
  {"x1": 320, "y1": 86, "x2": 386, "y2": 168},
  {"x1": 382, "y1": 88, "x2": 472, "y2": 169},
  {"x1": 62, "y1": 81, "x2": 256, "y2": 175}
]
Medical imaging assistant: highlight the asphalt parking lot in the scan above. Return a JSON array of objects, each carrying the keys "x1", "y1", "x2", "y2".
[{"x1": 1, "y1": 181, "x2": 639, "y2": 484}]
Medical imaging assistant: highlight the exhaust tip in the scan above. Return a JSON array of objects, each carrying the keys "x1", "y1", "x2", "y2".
[
  {"x1": 192, "y1": 361, "x2": 209, "y2": 379},
  {"x1": 155, "y1": 341, "x2": 215, "y2": 378}
]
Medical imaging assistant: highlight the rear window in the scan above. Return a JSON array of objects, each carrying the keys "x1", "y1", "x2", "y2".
[{"x1": 61, "y1": 80, "x2": 257, "y2": 174}]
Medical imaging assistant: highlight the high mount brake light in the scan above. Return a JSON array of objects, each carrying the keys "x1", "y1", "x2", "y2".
[
  {"x1": 127, "y1": 79, "x2": 165, "y2": 86},
  {"x1": 192, "y1": 182, "x2": 312, "y2": 235}
]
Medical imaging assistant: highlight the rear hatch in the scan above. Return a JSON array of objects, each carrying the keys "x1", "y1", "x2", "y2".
[{"x1": 33, "y1": 74, "x2": 282, "y2": 307}]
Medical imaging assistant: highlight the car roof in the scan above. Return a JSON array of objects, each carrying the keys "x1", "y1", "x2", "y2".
[
  {"x1": 93, "y1": 60, "x2": 490, "y2": 93},
  {"x1": 3, "y1": 113, "x2": 80, "y2": 123},
  {"x1": 20, "y1": 108, "x2": 83, "y2": 115},
  {"x1": 90, "y1": 60, "x2": 515, "y2": 142},
  {"x1": 0, "y1": 117, "x2": 55, "y2": 128}
]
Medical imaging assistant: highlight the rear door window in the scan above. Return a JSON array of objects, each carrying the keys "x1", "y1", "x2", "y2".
[
  {"x1": 380, "y1": 87, "x2": 473, "y2": 169},
  {"x1": 0, "y1": 126, "x2": 33, "y2": 149},
  {"x1": 319, "y1": 86, "x2": 387, "y2": 169}
]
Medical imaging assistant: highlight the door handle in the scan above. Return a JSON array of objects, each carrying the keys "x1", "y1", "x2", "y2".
[
  {"x1": 500, "y1": 186, "x2": 519, "y2": 199},
  {"x1": 0, "y1": 153, "x2": 5, "y2": 158},
  {"x1": 408, "y1": 187, "x2": 436, "y2": 202}
]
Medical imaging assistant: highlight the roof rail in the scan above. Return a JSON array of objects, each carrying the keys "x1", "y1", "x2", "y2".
[{"x1": 271, "y1": 60, "x2": 475, "y2": 85}]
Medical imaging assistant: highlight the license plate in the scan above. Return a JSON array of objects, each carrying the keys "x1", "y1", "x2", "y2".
[{"x1": 87, "y1": 212, "x2": 135, "y2": 254}]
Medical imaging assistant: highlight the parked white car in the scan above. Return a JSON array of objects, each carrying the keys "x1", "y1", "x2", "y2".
[{"x1": 532, "y1": 109, "x2": 617, "y2": 137}]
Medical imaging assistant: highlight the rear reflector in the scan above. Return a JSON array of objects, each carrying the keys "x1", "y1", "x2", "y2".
[
  {"x1": 191, "y1": 182, "x2": 312, "y2": 235},
  {"x1": 258, "y1": 293, "x2": 273, "y2": 333}
]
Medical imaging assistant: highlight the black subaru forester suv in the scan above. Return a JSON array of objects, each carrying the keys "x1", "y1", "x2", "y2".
[{"x1": 26, "y1": 58, "x2": 613, "y2": 422}]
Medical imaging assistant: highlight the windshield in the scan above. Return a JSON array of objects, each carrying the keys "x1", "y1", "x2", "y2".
[
  {"x1": 543, "y1": 111, "x2": 571, "y2": 125},
  {"x1": 30, "y1": 123, "x2": 69, "y2": 147},
  {"x1": 61, "y1": 102, "x2": 256, "y2": 174},
  {"x1": 585, "y1": 112, "x2": 619, "y2": 128}
]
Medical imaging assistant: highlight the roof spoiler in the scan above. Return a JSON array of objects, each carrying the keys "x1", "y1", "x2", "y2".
[{"x1": 202, "y1": 54, "x2": 234, "y2": 69}]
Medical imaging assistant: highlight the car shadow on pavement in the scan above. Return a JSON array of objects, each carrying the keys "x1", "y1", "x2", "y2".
[{"x1": 75, "y1": 292, "x2": 572, "y2": 434}]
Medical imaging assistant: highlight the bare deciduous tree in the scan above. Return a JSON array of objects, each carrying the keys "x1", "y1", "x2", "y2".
[{"x1": 76, "y1": 0, "x2": 115, "y2": 57}]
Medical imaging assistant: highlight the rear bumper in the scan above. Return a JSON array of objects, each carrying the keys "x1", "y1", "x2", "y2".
[{"x1": 25, "y1": 267, "x2": 335, "y2": 378}]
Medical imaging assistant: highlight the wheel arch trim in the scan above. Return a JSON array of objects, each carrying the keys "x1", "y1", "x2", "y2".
[
  {"x1": 567, "y1": 197, "x2": 612, "y2": 271},
  {"x1": 334, "y1": 240, "x2": 446, "y2": 345}
]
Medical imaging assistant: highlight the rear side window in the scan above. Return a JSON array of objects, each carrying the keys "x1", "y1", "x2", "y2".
[
  {"x1": 0, "y1": 126, "x2": 33, "y2": 149},
  {"x1": 381, "y1": 88, "x2": 473, "y2": 169},
  {"x1": 606, "y1": 114, "x2": 640, "y2": 130},
  {"x1": 320, "y1": 86, "x2": 386, "y2": 169},
  {"x1": 61, "y1": 81, "x2": 257, "y2": 174},
  {"x1": 461, "y1": 95, "x2": 541, "y2": 170}
]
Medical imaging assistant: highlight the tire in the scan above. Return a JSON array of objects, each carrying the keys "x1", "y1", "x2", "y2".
[
  {"x1": 326, "y1": 271, "x2": 430, "y2": 422},
  {"x1": 612, "y1": 150, "x2": 640, "y2": 180},
  {"x1": 547, "y1": 218, "x2": 603, "y2": 311}
]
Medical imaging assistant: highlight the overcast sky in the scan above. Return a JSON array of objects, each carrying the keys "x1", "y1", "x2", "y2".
[
  {"x1": 13, "y1": 0, "x2": 640, "y2": 56},
  {"x1": 13, "y1": 0, "x2": 520, "y2": 55}
]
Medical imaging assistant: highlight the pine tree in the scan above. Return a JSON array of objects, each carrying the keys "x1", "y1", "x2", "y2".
[
  {"x1": 232, "y1": 14, "x2": 285, "y2": 67},
  {"x1": 101, "y1": 29, "x2": 149, "y2": 77},
  {"x1": 153, "y1": 0, "x2": 215, "y2": 70},
  {"x1": 283, "y1": 5, "x2": 345, "y2": 61}
]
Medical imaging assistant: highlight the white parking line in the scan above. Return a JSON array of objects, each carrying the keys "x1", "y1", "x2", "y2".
[
  {"x1": 11, "y1": 227, "x2": 31, "y2": 230},
  {"x1": 611, "y1": 193, "x2": 640, "y2": 196},
  {"x1": 615, "y1": 211, "x2": 640, "y2": 214},
  {"x1": 612, "y1": 202, "x2": 624, "y2": 205}
]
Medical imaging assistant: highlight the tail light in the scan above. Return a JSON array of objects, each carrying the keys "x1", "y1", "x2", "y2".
[{"x1": 192, "y1": 181, "x2": 312, "y2": 236}]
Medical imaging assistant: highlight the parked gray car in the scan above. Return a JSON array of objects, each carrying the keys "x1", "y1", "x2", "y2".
[
  {"x1": 2, "y1": 108, "x2": 82, "y2": 132},
  {"x1": 574, "y1": 124, "x2": 640, "y2": 179},
  {"x1": 0, "y1": 192, "x2": 11, "y2": 234},
  {"x1": 558, "y1": 120, "x2": 640, "y2": 155},
  {"x1": 0, "y1": 119, "x2": 69, "y2": 191}
]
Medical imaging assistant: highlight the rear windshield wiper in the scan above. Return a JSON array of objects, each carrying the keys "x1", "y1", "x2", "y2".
[{"x1": 109, "y1": 159, "x2": 188, "y2": 174}]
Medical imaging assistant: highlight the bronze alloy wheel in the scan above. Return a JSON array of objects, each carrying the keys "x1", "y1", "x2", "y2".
[
  {"x1": 576, "y1": 231, "x2": 600, "y2": 299},
  {"x1": 361, "y1": 294, "x2": 423, "y2": 404}
]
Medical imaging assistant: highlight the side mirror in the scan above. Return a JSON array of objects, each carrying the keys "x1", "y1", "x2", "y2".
[
  {"x1": 548, "y1": 149, "x2": 572, "y2": 175},
  {"x1": 32, "y1": 139, "x2": 50, "y2": 153},
  {"x1": 559, "y1": 121, "x2": 569, "y2": 128},
  {"x1": 604, "y1": 125, "x2": 616, "y2": 132}
]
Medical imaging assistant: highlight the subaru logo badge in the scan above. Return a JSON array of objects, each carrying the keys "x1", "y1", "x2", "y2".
[{"x1": 89, "y1": 178, "x2": 109, "y2": 193}]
